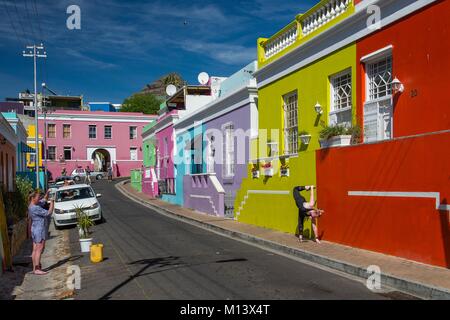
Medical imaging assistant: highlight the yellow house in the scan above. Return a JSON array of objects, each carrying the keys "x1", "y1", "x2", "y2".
[
  {"x1": 234, "y1": 0, "x2": 358, "y2": 236},
  {"x1": 26, "y1": 124, "x2": 43, "y2": 169}
]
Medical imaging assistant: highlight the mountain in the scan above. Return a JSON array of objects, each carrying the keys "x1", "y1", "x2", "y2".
[{"x1": 139, "y1": 73, "x2": 187, "y2": 98}]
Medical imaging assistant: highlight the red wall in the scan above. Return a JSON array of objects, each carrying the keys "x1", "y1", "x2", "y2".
[
  {"x1": 316, "y1": 131, "x2": 450, "y2": 267},
  {"x1": 356, "y1": 0, "x2": 450, "y2": 138}
]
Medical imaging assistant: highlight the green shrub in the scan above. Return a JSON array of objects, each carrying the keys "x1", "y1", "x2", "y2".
[
  {"x1": 2, "y1": 177, "x2": 34, "y2": 225},
  {"x1": 319, "y1": 124, "x2": 361, "y2": 144}
]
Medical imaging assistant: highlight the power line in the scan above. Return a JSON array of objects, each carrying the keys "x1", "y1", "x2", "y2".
[
  {"x1": 12, "y1": 0, "x2": 31, "y2": 44},
  {"x1": 31, "y1": 0, "x2": 44, "y2": 43},
  {"x1": 24, "y1": 0, "x2": 38, "y2": 43},
  {"x1": 0, "y1": 0, "x2": 26, "y2": 47}
]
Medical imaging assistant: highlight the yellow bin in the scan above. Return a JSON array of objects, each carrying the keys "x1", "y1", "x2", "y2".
[{"x1": 90, "y1": 244, "x2": 104, "y2": 263}]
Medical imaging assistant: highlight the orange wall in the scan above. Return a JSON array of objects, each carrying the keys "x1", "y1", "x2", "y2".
[
  {"x1": 316, "y1": 131, "x2": 450, "y2": 267},
  {"x1": 356, "y1": 0, "x2": 450, "y2": 138}
]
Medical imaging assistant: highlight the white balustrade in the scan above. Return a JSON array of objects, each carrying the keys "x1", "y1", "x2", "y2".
[
  {"x1": 263, "y1": 24, "x2": 298, "y2": 59},
  {"x1": 301, "y1": 0, "x2": 352, "y2": 37}
]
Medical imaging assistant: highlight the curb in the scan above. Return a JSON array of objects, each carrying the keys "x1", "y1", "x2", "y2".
[{"x1": 116, "y1": 180, "x2": 450, "y2": 300}]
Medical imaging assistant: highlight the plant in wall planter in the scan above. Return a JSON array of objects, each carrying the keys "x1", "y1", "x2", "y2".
[
  {"x1": 298, "y1": 130, "x2": 312, "y2": 145},
  {"x1": 280, "y1": 164, "x2": 290, "y2": 177},
  {"x1": 319, "y1": 124, "x2": 359, "y2": 148},
  {"x1": 251, "y1": 165, "x2": 260, "y2": 179},
  {"x1": 75, "y1": 205, "x2": 95, "y2": 253},
  {"x1": 262, "y1": 162, "x2": 274, "y2": 177}
]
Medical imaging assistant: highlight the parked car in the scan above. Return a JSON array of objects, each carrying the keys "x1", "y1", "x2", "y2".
[
  {"x1": 71, "y1": 168, "x2": 105, "y2": 182},
  {"x1": 53, "y1": 184, "x2": 102, "y2": 228}
]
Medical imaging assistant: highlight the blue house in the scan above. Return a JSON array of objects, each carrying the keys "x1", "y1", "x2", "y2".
[{"x1": 89, "y1": 102, "x2": 117, "y2": 112}]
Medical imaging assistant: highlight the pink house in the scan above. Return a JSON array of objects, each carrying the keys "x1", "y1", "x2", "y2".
[{"x1": 38, "y1": 110, "x2": 156, "y2": 179}]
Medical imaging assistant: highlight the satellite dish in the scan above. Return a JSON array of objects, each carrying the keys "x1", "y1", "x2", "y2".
[
  {"x1": 198, "y1": 72, "x2": 210, "y2": 85},
  {"x1": 165, "y1": 84, "x2": 177, "y2": 96}
]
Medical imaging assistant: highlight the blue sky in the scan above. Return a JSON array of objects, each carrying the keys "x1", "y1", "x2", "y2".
[{"x1": 0, "y1": 0, "x2": 316, "y2": 104}]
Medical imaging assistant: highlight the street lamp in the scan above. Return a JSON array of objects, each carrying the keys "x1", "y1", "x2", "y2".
[
  {"x1": 391, "y1": 77, "x2": 404, "y2": 94},
  {"x1": 314, "y1": 102, "x2": 323, "y2": 115}
]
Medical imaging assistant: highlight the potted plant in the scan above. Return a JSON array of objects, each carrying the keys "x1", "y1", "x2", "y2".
[
  {"x1": 298, "y1": 130, "x2": 312, "y2": 145},
  {"x1": 251, "y1": 165, "x2": 260, "y2": 179},
  {"x1": 280, "y1": 163, "x2": 290, "y2": 177},
  {"x1": 75, "y1": 205, "x2": 94, "y2": 253},
  {"x1": 262, "y1": 162, "x2": 274, "y2": 177},
  {"x1": 319, "y1": 125, "x2": 353, "y2": 148}
]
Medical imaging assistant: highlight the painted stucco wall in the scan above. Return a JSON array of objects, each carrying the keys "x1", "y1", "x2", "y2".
[
  {"x1": 235, "y1": 44, "x2": 356, "y2": 235},
  {"x1": 316, "y1": 130, "x2": 450, "y2": 268},
  {"x1": 37, "y1": 111, "x2": 155, "y2": 178},
  {"x1": 356, "y1": 0, "x2": 450, "y2": 139}
]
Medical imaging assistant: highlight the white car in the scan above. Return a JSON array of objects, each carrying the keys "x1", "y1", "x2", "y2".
[
  {"x1": 71, "y1": 168, "x2": 105, "y2": 182},
  {"x1": 53, "y1": 184, "x2": 103, "y2": 228}
]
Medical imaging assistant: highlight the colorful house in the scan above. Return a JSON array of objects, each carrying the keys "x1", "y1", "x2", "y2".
[
  {"x1": 140, "y1": 122, "x2": 158, "y2": 197},
  {"x1": 37, "y1": 110, "x2": 156, "y2": 179},
  {"x1": 25, "y1": 124, "x2": 43, "y2": 171},
  {"x1": 2, "y1": 112, "x2": 30, "y2": 172},
  {"x1": 235, "y1": 0, "x2": 358, "y2": 235},
  {"x1": 0, "y1": 113, "x2": 18, "y2": 192},
  {"x1": 143, "y1": 85, "x2": 217, "y2": 205},
  {"x1": 316, "y1": 0, "x2": 450, "y2": 267},
  {"x1": 174, "y1": 62, "x2": 258, "y2": 217}
]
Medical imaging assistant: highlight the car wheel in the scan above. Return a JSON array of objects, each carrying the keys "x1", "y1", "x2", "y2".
[
  {"x1": 74, "y1": 176, "x2": 81, "y2": 182},
  {"x1": 54, "y1": 222, "x2": 62, "y2": 230},
  {"x1": 96, "y1": 174, "x2": 103, "y2": 180}
]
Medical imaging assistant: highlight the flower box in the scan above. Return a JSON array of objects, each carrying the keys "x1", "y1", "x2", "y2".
[
  {"x1": 319, "y1": 135, "x2": 352, "y2": 148},
  {"x1": 299, "y1": 134, "x2": 312, "y2": 145},
  {"x1": 263, "y1": 168, "x2": 274, "y2": 177},
  {"x1": 252, "y1": 170, "x2": 260, "y2": 179},
  {"x1": 280, "y1": 168, "x2": 290, "y2": 177}
]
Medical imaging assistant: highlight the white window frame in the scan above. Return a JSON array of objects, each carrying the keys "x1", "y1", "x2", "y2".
[
  {"x1": 104, "y1": 125, "x2": 112, "y2": 140},
  {"x1": 366, "y1": 55, "x2": 393, "y2": 102},
  {"x1": 47, "y1": 146, "x2": 56, "y2": 161},
  {"x1": 88, "y1": 125, "x2": 97, "y2": 139},
  {"x1": 62, "y1": 124, "x2": 71, "y2": 139},
  {"x1": 129, "y1": 126, "x2": 137, "y2": 140},
  {"x1": 63, "y1": 146, "x2": 72, "y2": 160},
  {"x1": 283, "y1": 92, "x2": 298, "y2": 156},
  {"x1": 130, "y1": 147, "x2": 138, "y2": 161},
  {"x1": 363, "y1": 51, "x2": 394, "y2": 142},
  {"x1": 223, "y1": 122, "x2": 235, "y2": 179},
  {"x1": 47, "y1": 123, "x2": 56, "y2": 139},
  {"x1": 330, "y1": 69, "x2": 352, "y2": 127}
]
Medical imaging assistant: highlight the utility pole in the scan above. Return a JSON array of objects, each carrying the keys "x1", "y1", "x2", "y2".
[{"x1": 23, "y1": 44, "x2": 46, "y2": 189}]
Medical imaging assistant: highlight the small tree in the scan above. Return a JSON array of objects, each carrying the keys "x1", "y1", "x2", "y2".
[{"x1": 121, "y1": 93, "x2": 162, "y2": 115}]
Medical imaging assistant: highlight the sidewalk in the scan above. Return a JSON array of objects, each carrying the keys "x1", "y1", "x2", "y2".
[
  {"x1": 117, "y1": 180, "x2": 450, "y2": 300},
  {"x1": 0, "y1": 224, "x2": 75, "y2": 300}
]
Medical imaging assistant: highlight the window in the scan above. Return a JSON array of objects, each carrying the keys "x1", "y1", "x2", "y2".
[
  {"x1": 364, "y1": 54, "x2": 394, "y2": 142},
  {"x1": 223, "y1": 123, "x2": 235, "y2": 178},
  {"x1": 47, "y1": 146, "x2": 56, "y2": 161},
  {"x1": 89, "y1": 125, "x2": 97, "y2": 139},
  {"x1": 63, "y1": 124, "x2": 71, "y2": 139},
  {"x1": 330, "y1": 71, "x2": 352, "y2": 126},
  {"x1": 64, "y1": 147, "x2": 72, "y2": 160},
  {"x1": 104, "y1": 125, "x2": 112, "y2": 139},
  {"x1": 129, "y1": 126, "x2": 137, "y2": 139},
  {"x1": 283, "y1": 93, "x2": 298, "y2": 155},
  {"x1": 47, "y1": 124, "x2": 56, "y2": 138},
  {"x1": 367, "y1": 56, "x2": 392, "y2": 101},
  {"x1": 130, "y1": 147, "x2": 137, "y2": 161}
]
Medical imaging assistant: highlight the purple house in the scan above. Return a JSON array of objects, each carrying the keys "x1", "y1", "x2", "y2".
[{"x1": 173, "y1": 62, "x2": 258, "y2": 217}]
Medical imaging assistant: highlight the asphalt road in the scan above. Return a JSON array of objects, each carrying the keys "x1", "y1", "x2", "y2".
[{"x1": 68, "y1": 180, "x2": 398, "y2": 300}]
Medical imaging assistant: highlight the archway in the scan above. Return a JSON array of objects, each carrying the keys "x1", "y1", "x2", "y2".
[{"x1": 91, "y1": 149, "x2": 111, "y2": 172}]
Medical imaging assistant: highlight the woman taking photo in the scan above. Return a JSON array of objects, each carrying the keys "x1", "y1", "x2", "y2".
[{"x1": 28, "y1": 190, "x2": 54, "y2": 275}]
